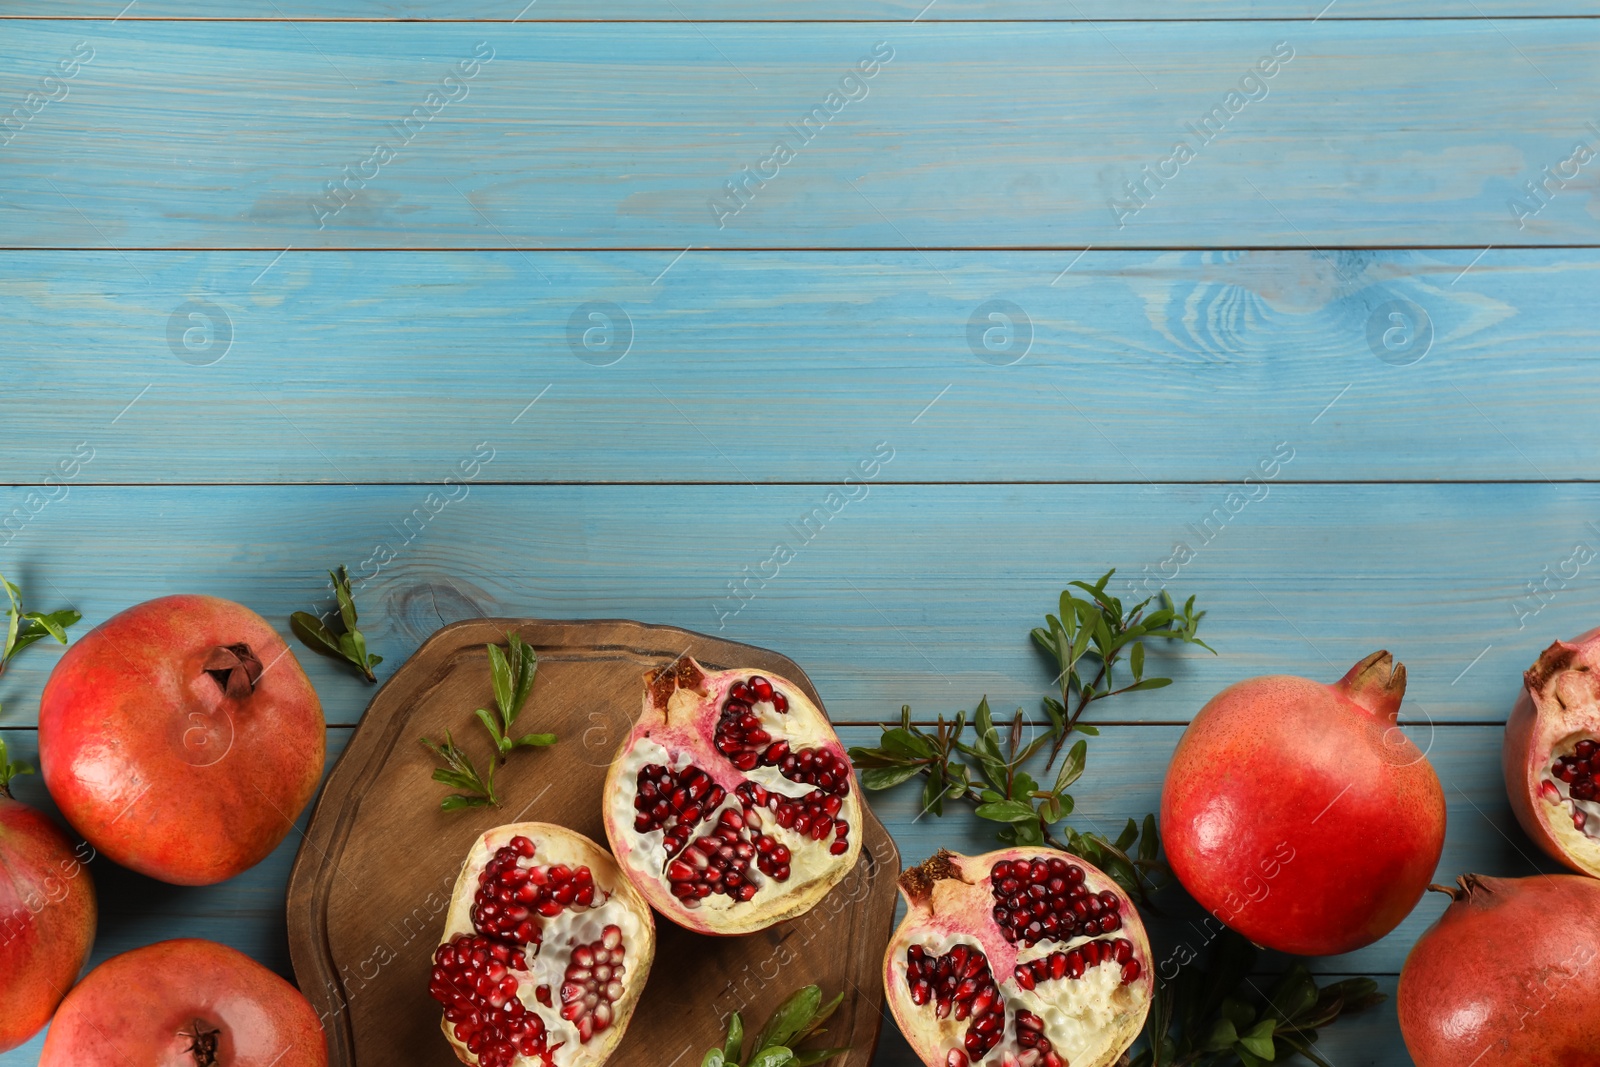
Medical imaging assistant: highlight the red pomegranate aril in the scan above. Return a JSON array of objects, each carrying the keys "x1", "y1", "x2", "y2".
[
  {"x1": 991, "y1": 855, "x2": 1122, "y2": 947},
  {"x1": 433, "y1": 934, "x2": 551, "y2": 1067},
  {"x1": 435, "y1": 824, "x2": 655, "y2": 1067},
  {"x1": 888, "y1": 849, "x2": 1153, "y2": 1067}
]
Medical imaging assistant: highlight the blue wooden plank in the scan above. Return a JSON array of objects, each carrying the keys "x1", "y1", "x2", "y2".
[
  {"x1": 0, "y1": 484, "x2": 1591, "y2": 732},
  {"x1": 3, "y1": 249, "x2": 1597, "y2": 484},
  {"x1": 2, "y1": 21, "x2": 1596, "y2": 248},
  {"x1": 3, "y1": 0, "x2": 1596, "y2": 17}
]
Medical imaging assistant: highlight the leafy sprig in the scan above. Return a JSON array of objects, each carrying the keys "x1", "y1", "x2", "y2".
[
  {"x1": 424, "y1": 632, "x2": 558, "y2": 811},
  {"x1": 291, "y1": 565, "x2": 383, "y2": 682},
  {"x1": 419, "y1": 730, "x2": 499, "y2": 811},
  {"x1": 701, "y1": 985, "x2": 851, "y2": 1067},
  {"x1": 1031, "y1": 570, "x2": 1211, "y2": 771},
  {"x1": 848, "y1": 571, "x2": 1207, "y2": 903},
  {"x1": 1, "y1": 573, "x2": 80, "y2": 677},
  {"x1": 0, "y1": 734, "x2": 34, "y2": 798},
  {"x1": 474, "y1": 631, "x2": 556, "y2": 763},
  {"x1": 1132, "y1": 931, "x2": 1385, "y2": 1067}
]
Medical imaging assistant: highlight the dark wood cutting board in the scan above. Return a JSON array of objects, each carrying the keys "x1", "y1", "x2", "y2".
[{"x1": 287, "y1": 619, "x2": 901, "y2": 1067}]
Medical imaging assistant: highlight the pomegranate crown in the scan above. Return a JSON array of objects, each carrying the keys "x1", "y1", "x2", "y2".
[
  {"x1": 644, "y1": 656, "x2": 708, "y2": 714},
  {"x1": 1426, "y1": 873, "x2": 1494, "y2": 905},
  {"x1": 1337, "y1": 650, "x2": 1407, "y2": 724},
  {"x1": 897, "y1": 849, "x2": 967, "y2": 904},
  {"x1": 1523, "y1": 637, "x2": 1597, "y2": 697}
]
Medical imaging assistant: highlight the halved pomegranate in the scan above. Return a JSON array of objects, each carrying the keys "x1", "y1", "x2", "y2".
[
  {"x1": 601, "y1": 658, "x2": 862, "y2": 935},
  {"x1": 884, "y1": 849, "x2": 1152, "y2": 1067},
  {"x1": 432, "y1": 823, "x2": 654, "y2": 1067},
  {"x1": 1504, "y1": 627, "x2": 1600, "y2": 877}
]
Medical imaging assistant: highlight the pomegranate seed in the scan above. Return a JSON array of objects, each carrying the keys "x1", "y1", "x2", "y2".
[
  {"x1": 471, "y1": 842, "x2": 603, "y2": 945},
  {"x1": 558, "y1": 925, "x2": 628, "y2": 1044},
  {"x1": 990, "y1": 856, "x2": 1124, "y2": 947},
  {"x1": 905, "y1": 943, "x2": 1004, "y2": 1060},
  {"x1": 428, "y1": 934, "x2": 549, "y2": 1067}
]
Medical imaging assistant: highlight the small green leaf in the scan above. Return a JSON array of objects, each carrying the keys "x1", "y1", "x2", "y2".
[
  {"x1": 1238, "y1": 1018, "x2": 1278, "y2": 1058},
  {"x1": 974, "y1": 801, "x2": 1037, "y2": 823},
  {"x1": 1053, "y1": 740, "x2": 1087, "y2": 793},
  {"x1": 723, "y1": 1012, "x2": 744, "y2": 1063},
  {"x1": 789, "y1": 1049, "x2": 851, "y2": 1067},
  {"x1": 1130, "y1": 640, "x2": 1145, "y2": 680},
  {"x1": 332, "y1": 566, "x2": 359, "y2": 632},
  {"x1": 747, "y1": 1048, "x2": 794, "y2": 1067},
  {"x1": 514, "y1": 732, "x2": 558, "y2": 748},
  {"x1": 289, "y1": 612, "x2": 343, "y2": 658},
  {"x1": 1139, "y1": 813, "x2": 1159, "y2": 863},
  {"x1": 1115, "y1": 817, "x2": 1140, "y2": 851},
  {"x1": 487, "y1": 643, "x2": 515, "y2": 723},
  {"x1": 439, "y1": 794, "x2": 492, "y2": 811},
  {"x1": 1203, "y1": 1018, "x2": 1238, "y2": 1051},
  {"x1": 861, "y1": 765, "x2": 923, "y2": 790},
  {"x1": 475, "y1": 707, "x2": 506, "y2": 747},
  {"x1": 755, "y1": 985, "x2": 822, "y2": 1052},
  {"x1": 701, "y1": 1052, "x2": 726, "y2": 1067}
]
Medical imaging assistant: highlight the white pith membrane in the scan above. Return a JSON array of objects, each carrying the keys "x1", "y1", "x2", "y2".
[
  {"x1": 435, "y1": 823, "x2": 655, "y2": 1067},
  {"x1": 602, "y1": 660, "x2": 864, "y2": 935},
  {"x1": 1539, "y1": 735, "x2": 1600, "y2": 861},
  {"x1": 884, "y1": 850, "x2": 1152, "y2": 1067}
]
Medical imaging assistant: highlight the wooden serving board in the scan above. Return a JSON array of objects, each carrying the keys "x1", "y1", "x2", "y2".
[{"x1": 286, "y1": 618, "x2": 901, "y2": 1067}]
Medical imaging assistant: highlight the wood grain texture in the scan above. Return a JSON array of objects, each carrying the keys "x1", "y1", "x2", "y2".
[
  {"x1": 4, "y1": 248, "x2": 1597, "y2": 484},
  {"x1": 5, "y1": 2, "x2": 1599, "y2": 18},
  {"x1": 288, "y1": 619, "x2": 897, "y2": 1067},
  {"x1": 0, "y1": 483, "x2": 1590, "y2": 728},
  {"x1": 4, "y1": 21, "x2": 1598, "y2": 248}
]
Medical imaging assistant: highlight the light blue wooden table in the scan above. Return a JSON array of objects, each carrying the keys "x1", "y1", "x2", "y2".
[{"x1": 5, "y1": 3, "x2": 1600, "y2": 1063}]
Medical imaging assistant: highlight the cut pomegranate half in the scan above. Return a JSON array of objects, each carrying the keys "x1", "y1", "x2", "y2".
[
  {"x1": 432, "y1": 823, "x2": 655, "y2": 1067},
  {"x1": 602, "y1": 657, "x2": 863, "y2": 935},
  {"x1": 1505, "y1": 627, "x2": 1600, "y2": 877},
  {"x1": 884, "y1": 849, "x2": 1152, "y2": 1067}
]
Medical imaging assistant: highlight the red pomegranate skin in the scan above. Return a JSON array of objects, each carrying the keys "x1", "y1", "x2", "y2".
[
  {"x1": 0, "y1": 782, "x2": 96, "y2": 1051},
  {"x1": 39, "y1": 938, "x2": 328, "y2": 1067},
  {"x1": 39, "y1": 595, "x2": 325, "y2": 886},
  {"x1": 1399, "y1": 874, "x2": 1600, "y2": 1067},
  {"x1": 1161, "y1": 651, "x2": 1446, "y2": 956}
]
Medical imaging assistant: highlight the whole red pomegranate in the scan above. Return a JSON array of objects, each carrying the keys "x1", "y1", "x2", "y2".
[
  {"x1": 40, "y1": 937, "x2": 327, "y2": 1066},
  {"x1": 1399, "y1": 873, "x2": 1600, "y2": 1066},
  {"x1": 39, "y1": 594, "x2": 325, "y2": 886},
  {"x1": 0, "y1": 738, "x2": 96, "y2": 1052},
  {"x1": 602, "y1": 658, "x2": 861, "y2": 935},
  {"x1": 1161, "y1": 650, "x2": 1445, "y2": 955},
  {"x1": 431, "y1": 822, "x2": 655, "y2": 1067},
  {"x1": 1504, "y1": 627, "x2": 1600, "y2": 877},
  {"x1": 884, "y1": 848, "x2": 1152, "y2": 1067}
]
